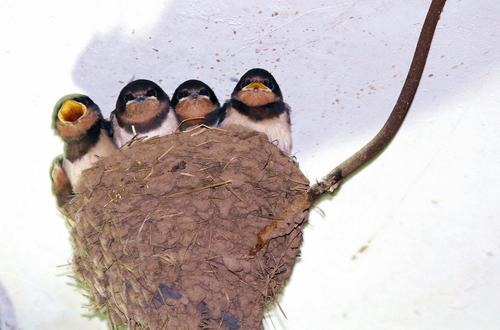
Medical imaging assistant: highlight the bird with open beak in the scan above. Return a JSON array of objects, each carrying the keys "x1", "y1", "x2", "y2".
[
  {"x1": 219, "y1": 68, "x2": 292, "y2": 153},
  {"x1": 51, "y1": 94, "x2": 117, "y2": 206},
  {"x1": 171, "y1": 79, "x2": 221, "y2": 131},
  {"x1": 111, "y1": 79, "x2": 178, "y2": 147}
]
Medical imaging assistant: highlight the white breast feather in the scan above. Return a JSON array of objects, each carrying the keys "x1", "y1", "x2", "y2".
[
  {"x1": 221, "y1": 108, "x2": 292, "y2": 153},
  {"x1": 63, "y1": 130, "x2": 116, "y2": 190},
  {"x1": 112, "y1": 109, "x2": 178, "y2": 148}
]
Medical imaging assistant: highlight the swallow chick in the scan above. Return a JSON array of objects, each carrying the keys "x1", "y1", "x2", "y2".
[
  {"x1": 171, "y1": 79, "x2": 221, "y2": 131},
  {"x1": 111, "y1": 79, "x2": 178, "y2": 147},
  {"x1": 219, "y1": 68, "x2": 292, "y2": 153},
  {"x1": 50, "y1": 157, "x2": 73, "y2": 207},
  {"x1": 53, "y1": 94, "x2": 117, "y2": 198}
]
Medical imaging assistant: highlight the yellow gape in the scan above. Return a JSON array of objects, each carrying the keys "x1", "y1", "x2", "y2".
[
  {"x1": 241, "y1": 82, "x2": 271, "y2": 92},
  {"x1": 58, "y1": 100, "x2": 87, "y2": 123}
]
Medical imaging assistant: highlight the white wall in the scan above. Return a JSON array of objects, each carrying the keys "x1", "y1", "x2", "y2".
[{"x1": 0, "y1": 0, "x2": 499, "y2": 329}]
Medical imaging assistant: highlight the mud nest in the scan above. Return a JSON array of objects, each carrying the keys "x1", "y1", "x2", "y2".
[{"x1": 63, "y1": 126, "x2": 310, "y2": 329}]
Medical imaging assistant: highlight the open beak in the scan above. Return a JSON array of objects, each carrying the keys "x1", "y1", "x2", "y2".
[
  {"x1": 58, "y1": 100, "x2": 87, "y2": 123},
  {"x1": 241, "y1": 82, "x2": 271, "y2": 92}
]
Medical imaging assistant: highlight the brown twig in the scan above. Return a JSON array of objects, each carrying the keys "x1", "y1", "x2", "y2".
[
  {"x1": 167, "y1": 180, "x2": 232, "y2": 198},
  {"x1": 176, "y1": 116, "x2": 207, "y2": 130},
  {"x1": 308, "y1": 0, "x2": 447, "y2": 202},
  {"x1": 196, "y1": 139, "x2": 221, "y2": 147},
  {"x1": 226, "y1": 185, "x2": 246, "y2": 203},
  {"x1": 157, "y1": 144, "x2": 175, "y2": 161},
  {"x1": 249, "y1": 0, "x2": 447, "y2": 256}
]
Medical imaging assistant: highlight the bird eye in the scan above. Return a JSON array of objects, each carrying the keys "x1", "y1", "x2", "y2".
[
  {"x1": 124, "y1": 93, "x2": 134, "y2": 102},
  {"x1": 73, "y1": 97, "x2": 89, "y2": 107},
  {"x1": 263, "y1": 79, "x2": 274, "y2": 89},
  {"x1": 146, "y1": 89, "x2": 157, "y2": 97},
  {"x1": 178, "y1": 91, "x2": 189, "y2": 99},
  {"x1": 199, "y1": 88, "x2": 209, "y2": 96},
  {"x1": 241, "y1": 78, "x2": 252, "y2": 88}
]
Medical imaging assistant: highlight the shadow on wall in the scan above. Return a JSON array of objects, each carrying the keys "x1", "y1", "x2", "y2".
[
  {"x1": 72, "y1": 0, "x2": 494, "y2": 156},
  {"x1": 0, "y1": 283, "x2": 17, "y2": 330}
]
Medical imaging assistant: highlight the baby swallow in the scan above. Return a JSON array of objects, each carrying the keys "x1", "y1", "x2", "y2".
[
  {"x1": 50, "y1": 157, "x2": 73, "y2": 207},
  {"x1": 171, "y1": 79, "x2": 221, "y2": 131},
  {"x1": 52, "y1": 94, "x2": 117, "y2": 198},
  {"x1": 111, "y1": 79, "x2": 178, "y2": 147},
  {"x1": 219, "y1": 68, "x2": 292, "y2": 153}
]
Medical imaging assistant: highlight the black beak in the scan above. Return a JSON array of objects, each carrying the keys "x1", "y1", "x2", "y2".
[{"x1": 135, "y1": 95, "x2": 147, "y2": 103}]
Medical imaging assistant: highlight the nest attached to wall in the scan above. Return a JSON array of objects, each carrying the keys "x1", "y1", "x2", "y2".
[
  {"x1": 63, "y1": 126, "x2": 310, "y2": 329},
  {"x1": 59, "y1": 2, "x2": 445, "y2": 326}
]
